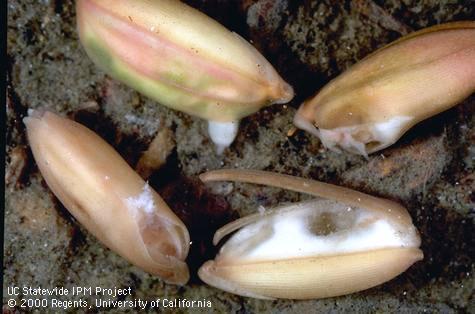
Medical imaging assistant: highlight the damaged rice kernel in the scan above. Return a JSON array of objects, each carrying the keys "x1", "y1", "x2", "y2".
[
  {"x1": 294, "y1": 22, "x2": 475, "y2": 156},
  {"x1": 198, "y1": 169, "x2": 423, "y2": 299},
  {"x1": 24, "y1": 109, "x2": 190, "y2": 285}
]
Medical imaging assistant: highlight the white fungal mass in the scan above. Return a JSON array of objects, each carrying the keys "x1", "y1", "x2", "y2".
[
  {"x1": 126, "y1": 183, "x2": 156, "y2": 215},
  {"x1": 219, "y1": 200, "x2": 420, "y2": 263}
]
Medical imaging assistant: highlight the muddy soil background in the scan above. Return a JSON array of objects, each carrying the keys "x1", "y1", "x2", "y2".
[{"x1": 4, "y1": 0, "x2": 475, "y2": 313}]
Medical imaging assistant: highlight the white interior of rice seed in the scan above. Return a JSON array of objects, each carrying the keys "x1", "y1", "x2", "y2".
[
  {"x1": 208, "y1": 120, "x2": 239, "y2": 154},
  {"x1": 218, "y1": 200, "x2": 420, "y2": 263},
  {"x1": 318, "y1": 116, "x2": 413, "y2": 155},
  {"x1": 372, "y1": 116, "x2": 413, "y2": 143}
]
